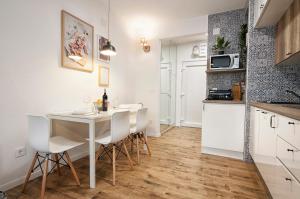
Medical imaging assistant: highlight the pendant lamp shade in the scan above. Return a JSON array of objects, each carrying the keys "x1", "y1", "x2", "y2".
[
  {"x1": 101, "y1": 41, "x2": 116, "y2": 56},
  {"x1": 100, "y1": 0, "x2": 116, "y2": 56}
]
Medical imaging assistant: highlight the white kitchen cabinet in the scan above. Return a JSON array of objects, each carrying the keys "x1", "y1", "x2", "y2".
[
  {"x1": 201, "y1": 103, "x2": 245, "y2": 159},
  {"x1": 277, "y1": 136, "x2": 300, "y2": 182},
  {"x1": 250, "y1": 105, "x2": 300, "y2": 199},
  {"x1": 254, "y1": 0, "x2": 293, "y2": 28},
  {"x1": 249, "y1": 107, "x2": 261, "y2": 158},
  {"x1": 277, "y1": 115, "x2": 300, "y2": 149},
  {"x1": 250, "y1": 108, "x2": 277, "y2": 162}
]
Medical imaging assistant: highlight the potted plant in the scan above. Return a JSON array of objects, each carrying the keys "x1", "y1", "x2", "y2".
[
  {"x1": 212, "y1": 36, "x2": 231, "y2": 55},
  {"x1": 239, "y1": 24, "x2": 248, "y2": 68}
]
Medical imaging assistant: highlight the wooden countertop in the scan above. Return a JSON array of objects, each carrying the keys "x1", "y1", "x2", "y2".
[
  {"x1": 203, "y1": 100, "x2": 245, "y2": 104},
  {"x1": 250, "y1": 102, "x2": 300, "y2": 121}
]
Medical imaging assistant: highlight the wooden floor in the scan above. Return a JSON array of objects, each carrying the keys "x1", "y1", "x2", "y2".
[
  {"x1": 7, "y1": 127, "x2": 269, "y2": 199},
  {"x1": 160, "y1": 124, "x2": 169, "y2": 132}
]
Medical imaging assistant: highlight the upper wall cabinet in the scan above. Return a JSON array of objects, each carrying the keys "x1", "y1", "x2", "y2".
[
  {"x1": 275, "y1": 0, "x2": 300, "y2": 65},
  {"x1": 254, "y1": 0, "x2": 293, "y2": 28}
]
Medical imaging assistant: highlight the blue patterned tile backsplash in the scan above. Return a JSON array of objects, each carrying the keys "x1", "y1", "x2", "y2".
[{"x1": 207, "y1": 9, "x2": 247, "y2": 91}]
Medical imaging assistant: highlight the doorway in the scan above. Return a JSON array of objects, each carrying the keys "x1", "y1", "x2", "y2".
[
  {"x1": 179, "y1": 60, "x2": 207, "y2": 128},
  {"x1": 160, "y1": 34, "x2": 207, "y2": 133}
]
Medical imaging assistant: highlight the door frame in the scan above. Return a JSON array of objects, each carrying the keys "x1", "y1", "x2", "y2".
[{"x1": 160, "y1": 62, "x2": 172, "y2": 125}]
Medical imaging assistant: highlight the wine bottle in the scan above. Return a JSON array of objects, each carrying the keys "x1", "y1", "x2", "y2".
[{"x1": 102, "y1": 89, "x2": 108, "y2": 111}]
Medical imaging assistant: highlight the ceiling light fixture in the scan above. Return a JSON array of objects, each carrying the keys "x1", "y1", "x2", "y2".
[{"x1": 100, "y1": 0, "x2": 116, "y2": 56}]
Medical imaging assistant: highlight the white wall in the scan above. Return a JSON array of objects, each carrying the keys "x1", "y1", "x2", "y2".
[
  {"x1": 130, "y1": 16, "x2": 208, "y2": 136},
  {"x1": 0, "y1": 0, "x2": 134, "y2": 190}
]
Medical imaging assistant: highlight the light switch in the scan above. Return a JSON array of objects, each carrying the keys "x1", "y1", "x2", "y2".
[{"x1": 213, "y1": 28, "x2": 220, "y2": 35}]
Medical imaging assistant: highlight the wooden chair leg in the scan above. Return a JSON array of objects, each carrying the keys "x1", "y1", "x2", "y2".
[
  {"x1": 41, "y1": 155, "x2": 49, "y2": 199},
  {"x1": 64, "y1": 152, "x2": 80, "y2": 186},
  {"x1": 22, "y1": 152, "x2": 38, "y2": 193},
  {"x1": 122, "y1": 142, "x2": 133, "y2": 169},
  {"x1": 136, "y1": 134, "x2": 140, "y2": 164},
  {"x1": 142, "y1": 132, "x2": 152, "y2": 156},
  {"x1": 112, "y1": 145, "x2": 116, "y2": 186},
  {"x1": 54, "y1": 154, "x2": 62, "y2": 176}
]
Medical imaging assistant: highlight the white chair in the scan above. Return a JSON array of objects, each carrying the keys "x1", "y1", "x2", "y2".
[
  {"x1": 118, "y1": 103, "x2": 143, "y2": 127},
  {"x1": 23, "y1": 115, "x2": 84, "y2": 199},
  {"x1": 129, "y1": 108, "x2": 151, "y2": 164},
  {"x1": 94, "y1": 111, "x2": 133, "y2": 186}
]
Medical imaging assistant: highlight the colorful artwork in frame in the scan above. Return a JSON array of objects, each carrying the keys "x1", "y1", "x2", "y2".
[
  {"x1": 61, "y1": 10, "x2": 94, "y2": 72},
  {"x1": 97, "y1": 35, "x2": 110, "y2": 62},
  {"x1": 99, "y1": 65, "x2": 110, "y2": 87}
]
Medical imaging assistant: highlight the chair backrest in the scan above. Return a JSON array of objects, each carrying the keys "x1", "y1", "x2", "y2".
[
  {"x1": 136, "y1": 108, "x2": 148, "y2": 133},
  {"x1": 110, "y1": 111, "x2": 130, "y2": 143},
  {"x1": 28, "y1": 115, "x2": 50, "y2": 152},
  {"x1": 118, "y1": 103, "x2": 143, "y2": 111}
]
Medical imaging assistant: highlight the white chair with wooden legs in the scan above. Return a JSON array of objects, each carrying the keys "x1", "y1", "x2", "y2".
[
  {"x1": 118, "y1": 103, "x2": 143, "y2": 127},
  {"x1": 94, "y1": 111, "x2": 133, "y2": 186},
  {"x1": 129, "y1": 108, "x2": 152, "y2": 164},
  {"x1": 22, "y1": 115, "x2": 84, "y2": 199}
]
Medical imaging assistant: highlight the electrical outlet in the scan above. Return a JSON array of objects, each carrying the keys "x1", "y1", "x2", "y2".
[{"x1": 15, "y1": 147, "x2": 26, "y2": 158}]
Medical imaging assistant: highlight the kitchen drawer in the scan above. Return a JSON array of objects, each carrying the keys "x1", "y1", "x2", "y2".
[
  {"x1": 256, "y1": 159, "x2": 300, "y2": 199},
  {"x1": 273, "y1": 161, "x2": 300, "y2": 199},
  {"x1": 277, "y1": 136, "x2": 300, "y2": 182},
  {"x1": 277, "y1": 115, "x2": 300, "y2": 149}
]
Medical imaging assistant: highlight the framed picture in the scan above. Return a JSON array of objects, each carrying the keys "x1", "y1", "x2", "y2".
[
  {"x1": 61, "y1": 10, "x2": 94, "y2": 72},
  {"x1": 99, "y1": 65, "x2": 110, "y2": 87},
  {"x1": 97, "y1": 35, "x2": 110, "y2": 62}
]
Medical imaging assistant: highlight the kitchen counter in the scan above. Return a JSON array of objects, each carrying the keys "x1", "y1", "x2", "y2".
[
  {"x1": 203, "y1": 100, "x2": 245, "y2": 104},
  {"x1": 250, "y1": 102, "x2": 300, "y2": 121}
]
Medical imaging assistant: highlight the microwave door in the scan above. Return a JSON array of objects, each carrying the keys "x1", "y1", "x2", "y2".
[{"x1": 211, "y1": 55, "x2": 231, "y2": 69}]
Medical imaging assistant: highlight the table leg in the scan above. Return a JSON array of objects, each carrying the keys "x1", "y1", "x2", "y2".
[{"x1": 89, "y1": 120, "x2": 96, "y2": 188}]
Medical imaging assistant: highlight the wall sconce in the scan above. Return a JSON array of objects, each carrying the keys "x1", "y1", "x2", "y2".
[{"x1": 140, "y1": 37, "x2": 150, "y2": 53}]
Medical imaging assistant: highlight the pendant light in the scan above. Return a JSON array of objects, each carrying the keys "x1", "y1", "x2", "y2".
[{"x1": 100, "y1": 0, "x2": 117, "y2": 56}]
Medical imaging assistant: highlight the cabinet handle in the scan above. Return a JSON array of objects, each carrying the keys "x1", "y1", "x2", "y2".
[
  {"x1": 261, "y1": 111, "x2": 267, "y2": 114},
  {"x1": 260, "y1": 4, "x2": 265, "y2": 9},
  {"x1": 286, "y1": 52, "x2": 292, "y2": 55},
  {"x1": 288, "y1": 122, "x2": 295, "y2": 125},
  {"x1": 270, "y1": 115, "x2": 276, "y2": 128},
  {"x1": 285, "y1": 178, "x2": 292, "y2": 182},
  {"x1": 287, "y1": 149, "x2": 294, "y2": 152}
]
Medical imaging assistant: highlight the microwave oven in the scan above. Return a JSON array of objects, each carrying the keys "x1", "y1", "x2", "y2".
[{"x1": 210, "y1": 54, "x2": 239, "y2": 69}]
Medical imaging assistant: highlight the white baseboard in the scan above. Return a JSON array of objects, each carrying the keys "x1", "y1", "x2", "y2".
[
  {"x1": 0, "y1": 150, "x2": 89, "y2": 191},
  {"x1": 181, "y1": 122, "x2": 202, "y2": 128},
  {"x1": 201, "y1": 147, "x2": 243, "y2": 160}
]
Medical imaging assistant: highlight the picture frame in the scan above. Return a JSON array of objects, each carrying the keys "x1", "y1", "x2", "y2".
[
  {"x1": 61, "y1": 10, "x2": 94, "y2": 72},
  {"x1": 97, "y1": 35, "x2": 110, "y2": 63},
  {"x1": 98, "y1": 65, "x2": 110, "y2": 87}
]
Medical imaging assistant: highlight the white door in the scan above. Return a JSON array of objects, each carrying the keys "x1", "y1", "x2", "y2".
[
  {"x1": 160, "y1": 63, "x2": 171, "y2": 125},
  {"x1": 180, "y1": 60, "x2": 206, "y2": 128}
]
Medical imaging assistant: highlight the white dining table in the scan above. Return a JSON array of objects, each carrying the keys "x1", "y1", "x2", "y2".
[{"x1": 47, "y1": 109, "x2": 136, "y2": 188}]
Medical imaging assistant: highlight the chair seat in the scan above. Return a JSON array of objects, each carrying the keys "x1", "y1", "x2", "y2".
[
  {"x1": 130, "y1": 127, "x2": 137, "y2": 134},
  {"x1": 49, "y1": 136, "x2": 84, "y2": 154},
  {"x1": 94, "y1": 130, "x2": 112, "y2": 145}
]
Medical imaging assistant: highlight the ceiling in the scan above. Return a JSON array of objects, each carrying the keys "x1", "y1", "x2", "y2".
[{"x1": 112, "y1": 0, "x2": 248, "y2": 21}]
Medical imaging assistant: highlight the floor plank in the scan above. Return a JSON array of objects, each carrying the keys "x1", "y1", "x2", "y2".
[{"x1": 7, "y1": 127, "x2": 269, "y2": 199}]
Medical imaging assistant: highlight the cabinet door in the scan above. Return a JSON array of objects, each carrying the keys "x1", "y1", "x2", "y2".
[
  {"x1": 276, "y1": 16, "x2": 285, "y2": 64},
  {"x1": 258, "y1": 111, "x2": 277, "y2": 157},
  {"x1": 250, "y1": 107, "x2": 261, "y2": 158},
  {"x1": 292, "y1": 0, "x2": 300, "y2": 54}
]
